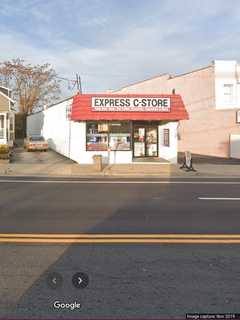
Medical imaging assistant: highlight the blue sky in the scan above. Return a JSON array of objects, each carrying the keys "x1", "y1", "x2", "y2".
[{"x1": 0, "y1": 0, "x2": 240, "y2": 95}]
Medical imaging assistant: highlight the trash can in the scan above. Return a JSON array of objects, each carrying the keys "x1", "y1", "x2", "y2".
[{"x1": 92, "y1": 155, "x2": 103, "y2": 172}]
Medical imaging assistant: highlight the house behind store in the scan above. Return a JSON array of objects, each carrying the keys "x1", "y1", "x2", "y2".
[
  {"x1": 0, "y1": 86, "x2": 15, "y2": 146},
  {"x1": 116, "y1": 60, "x2": 240, "y2": 159}
]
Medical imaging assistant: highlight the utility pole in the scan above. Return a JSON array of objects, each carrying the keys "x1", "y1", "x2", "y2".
[{"x1": 76, "y1": 74, "x2": 82, "y2": 94}]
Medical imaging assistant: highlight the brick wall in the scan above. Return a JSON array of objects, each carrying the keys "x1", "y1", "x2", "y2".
[{"x1": 116, "y1": 65, "x2": 240, "y2": 158}]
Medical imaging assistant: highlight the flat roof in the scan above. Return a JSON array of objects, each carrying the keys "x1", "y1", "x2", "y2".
[{"x1": 114, "y1": 64, "x2": 213, "y2": 91}]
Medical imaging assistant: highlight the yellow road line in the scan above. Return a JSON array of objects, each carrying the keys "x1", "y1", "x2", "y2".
[
  {"x1": 0, "y1": 233, "x2": 240, "y2": 238},
  {"x1": 0, "y1": 238, "x2": 240, "y2": 244},
  {"x1": 1, "y1": 234, "x2": 240, "y2": 244}
]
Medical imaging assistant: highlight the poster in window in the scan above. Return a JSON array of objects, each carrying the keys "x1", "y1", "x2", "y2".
[
  {"x1": 138, "y1": 128, "x2": 145, "y2": 142},
  {"x1": 109, "y1": 134, "x2": 131, "y2": 151},
  {"x1": 98, "y1": 123, "x2": 108, "y2": 132},
  {"x1": 86, "y1": 134, "x2": 108, "y2": 151},
  {"x1": 134, "y1": 142, "x2": 145, "y2": 157},
  {"x1": 146, "y1": 144, "x2": 157, "y2": 156}
]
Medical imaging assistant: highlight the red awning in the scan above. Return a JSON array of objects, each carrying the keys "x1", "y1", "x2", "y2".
[{"x1": 71, "y1": 93, "x2": 188, "y2": 121}]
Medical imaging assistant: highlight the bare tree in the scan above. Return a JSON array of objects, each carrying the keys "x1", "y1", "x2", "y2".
[{"x1": 0, "y1": 58, "x2": 60, "y2": 113}]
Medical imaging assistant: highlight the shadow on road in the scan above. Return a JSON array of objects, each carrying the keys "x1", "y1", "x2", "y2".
[{"x1": 1, "y1": 180, "x2": 240, "y2": 318}]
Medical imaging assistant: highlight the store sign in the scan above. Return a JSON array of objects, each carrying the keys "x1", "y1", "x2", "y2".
[{"x1": 92, "y1": 97, "x2": 170, "y2": 112}]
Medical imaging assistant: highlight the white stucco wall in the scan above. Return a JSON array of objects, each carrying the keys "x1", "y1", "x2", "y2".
[
  {"x1": 69, "y1": 121, "x2": 132, "y2": 164},
  {"x1": 42, "y1": 101, "x2": 71, "y2": 157},
  {"x1": 158, "y1": 122, "x2": 178, "y2": 163},
  {"x1": 27, "y1": 99, "x2": 72, "y2": 158},
  {"x1": 27, "y1": 100, "x2": 134, "y2": 164},
  {"x1": 27, "y1": 99, "x2": 73, "y2": 159}
]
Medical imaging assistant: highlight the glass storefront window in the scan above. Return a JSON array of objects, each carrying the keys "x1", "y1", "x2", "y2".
[
  {"x1": 109, "y1": 121, "x2": 130, "y2": 133},
  {"x1": 109, "y1": 134, "x2": 131, "y2": 151},
  {"x1": 86, "y1": 121, "x2": 131, "y2": 151},
  {"x1": 109, "y1": 121, "x2": 131, "y2": 151},
  {"x1": 86, "y1": 122, "x2": 108, "y2": 151}
]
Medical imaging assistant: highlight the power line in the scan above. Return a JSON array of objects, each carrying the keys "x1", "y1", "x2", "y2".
[{"x1": 55, "y1": 75, "x2": 76, "y2": 82}]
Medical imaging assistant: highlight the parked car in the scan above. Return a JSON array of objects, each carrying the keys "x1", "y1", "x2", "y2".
[{"x1": 24, "y1": 136, "x2": 48, "y2": 151}]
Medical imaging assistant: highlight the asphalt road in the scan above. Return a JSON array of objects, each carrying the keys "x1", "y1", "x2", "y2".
[
  {"x1": 0, "y1": 177, "x2": 240, "y2": 318},
  {"x1": 0, "y1": 177, "x2": 240, "y2": 234}
]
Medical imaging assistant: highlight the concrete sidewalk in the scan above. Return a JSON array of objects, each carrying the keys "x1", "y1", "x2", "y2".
[
  {"x1": 105, "y1": 162, "x2": 240, "y2": 177},
  {"x1": 0, "y1": 147, "x2": 240, "y2": 178},
  {"x1": 1, "y1": 161, "x2": 240, "y2": 178}
]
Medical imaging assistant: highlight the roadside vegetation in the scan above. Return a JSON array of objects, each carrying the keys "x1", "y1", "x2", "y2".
[{"x1": 0, "y1": 58, "x2": 60, "y2": 114}]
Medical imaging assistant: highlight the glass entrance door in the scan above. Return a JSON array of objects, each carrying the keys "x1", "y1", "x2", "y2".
[
  {"x1": 133, "y1": 125, "x2": 158, "y2": 157},
  {"x1": 133, "y1": 126, "x2": 145, "y2": 157},
  {"x1": 146, "y1": 127, "x2": 158, "y2": 157}
]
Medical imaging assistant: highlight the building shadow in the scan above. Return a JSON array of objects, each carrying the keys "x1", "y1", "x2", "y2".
[
  {"x1": 178, "y1": 151, "x2": 240, "y2": 165},
  {"x1": 1, "y1": 179, "x2": 240, "y2": 318},
  {"x1": 0, "y1": 182, "x2": 175, "y2": 318}
]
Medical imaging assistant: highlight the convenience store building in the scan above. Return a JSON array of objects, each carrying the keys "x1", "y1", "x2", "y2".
[{"x1": 27, "y1": 93, "x2": 188, "y2": 164}]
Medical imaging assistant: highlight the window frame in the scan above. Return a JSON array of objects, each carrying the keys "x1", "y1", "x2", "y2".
[
  {"x1": 86, "y1": 121, "x2": 132, "y2": 151},
  {"x1": 9, "y1": 114, "x2": 14, "y2": 141},
  {"x1": 86, "y1": 121, "x2": 109, "y2": 152},
  {"x1": 163, "y1": 128, "x2": 170, "y2": 147},
  {"x1": 236, "y1": 110, "x2": 240, "y2": 124},
  {"x1": 223, "y1": 83, "x2": 234, "y2": 104},
  {"x1": 0, "y1": 114, "x2": 5, "y2": 139}
]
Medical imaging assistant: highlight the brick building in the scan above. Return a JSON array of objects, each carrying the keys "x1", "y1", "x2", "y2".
[{"x1": 115, "y1": 60, "x2": 240, "y2": 159}]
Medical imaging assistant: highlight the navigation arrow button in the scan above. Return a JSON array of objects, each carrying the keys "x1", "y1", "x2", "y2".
[
  {"x1": 72, "y1": 272, "x2": 89, "y2": 289},
  {"x1": 47, "y1": 272, "x2": 63, "y2": 289}
]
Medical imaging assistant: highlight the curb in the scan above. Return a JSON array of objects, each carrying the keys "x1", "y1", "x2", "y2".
[{"x1": 0, "y1": 174, "x2": 240, "y2": 179}]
